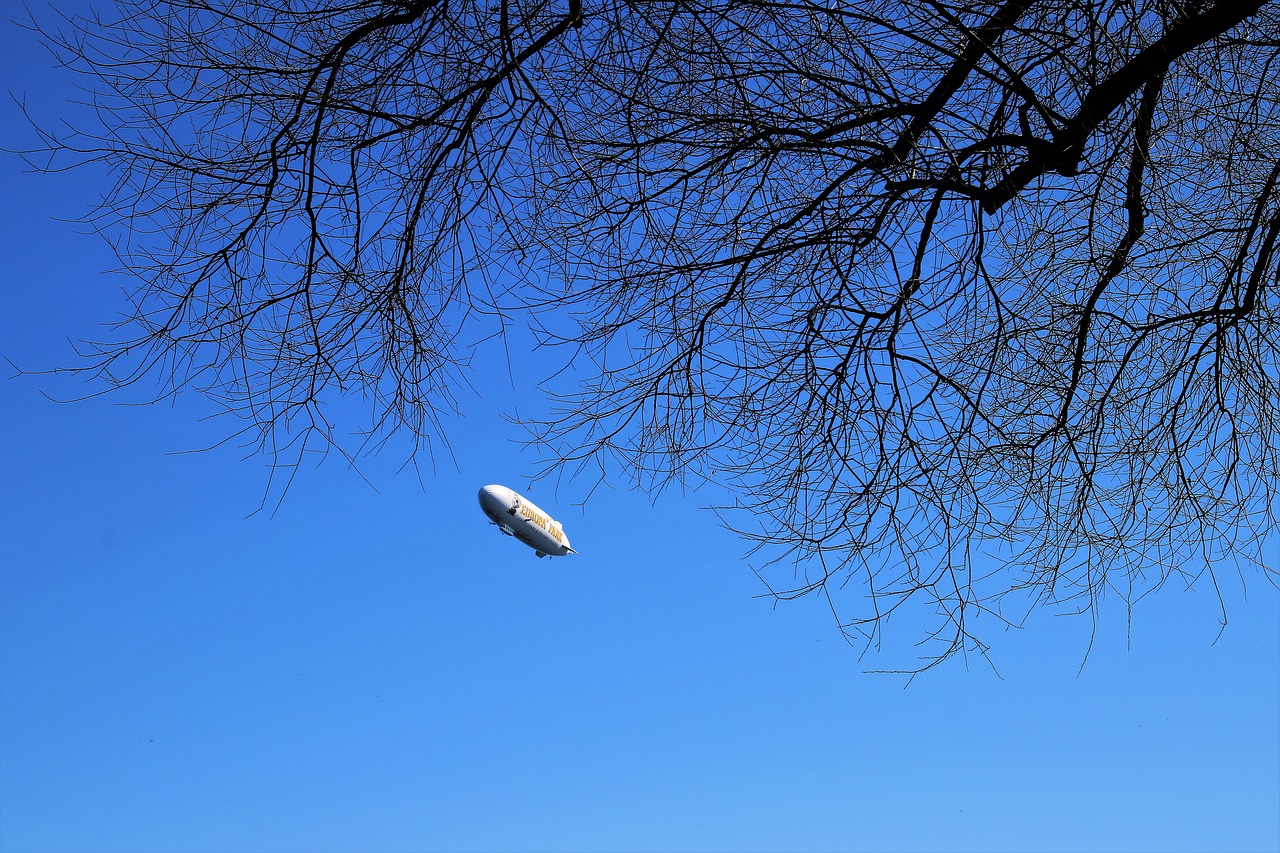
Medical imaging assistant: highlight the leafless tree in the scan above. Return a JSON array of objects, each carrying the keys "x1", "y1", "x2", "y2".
[{"x1": 23, "y1": 0, "x2": 1280, "y2": 668}]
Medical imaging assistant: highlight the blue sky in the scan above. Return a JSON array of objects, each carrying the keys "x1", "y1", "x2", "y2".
[{"x1": 2, "y1": 8, "x2": 1278, "y2": 853}]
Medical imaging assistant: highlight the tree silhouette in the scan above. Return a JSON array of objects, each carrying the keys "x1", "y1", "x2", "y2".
[{"x1": 24, "y1": 0, "x2": 1279, "y2": 667}]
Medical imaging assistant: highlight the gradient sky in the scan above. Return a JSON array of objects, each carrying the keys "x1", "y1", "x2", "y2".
[{"x1": 2, "y1": 8, "x2": 1278, "y2": 853}]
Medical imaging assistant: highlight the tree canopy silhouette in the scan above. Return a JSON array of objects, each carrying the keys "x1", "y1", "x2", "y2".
[{"x1": 25, "y1": 0, "x2": 1280, "y2": 667}]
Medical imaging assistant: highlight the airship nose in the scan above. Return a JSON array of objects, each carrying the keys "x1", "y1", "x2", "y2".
[{"x1": 478, "y1": 484, "x2": 508, "y2": 514}]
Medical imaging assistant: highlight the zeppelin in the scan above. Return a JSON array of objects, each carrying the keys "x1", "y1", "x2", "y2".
[{"x1": 477, "y1": 484, "x2": 576, "y2": 558}]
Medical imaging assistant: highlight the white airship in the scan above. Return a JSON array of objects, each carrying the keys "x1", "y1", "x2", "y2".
[{"x1": 478, "y1": 484, "x2": 576, "y2": 558}]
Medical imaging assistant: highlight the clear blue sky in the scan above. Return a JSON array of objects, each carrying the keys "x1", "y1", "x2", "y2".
[{"x1": 2, "y1": 9, "x2": 1277, "y2": 853}]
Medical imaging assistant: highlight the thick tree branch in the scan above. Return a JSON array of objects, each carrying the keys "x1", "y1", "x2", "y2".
[{"x1": 982, "y1": 0, "x2": 1269, "y2": 213}]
